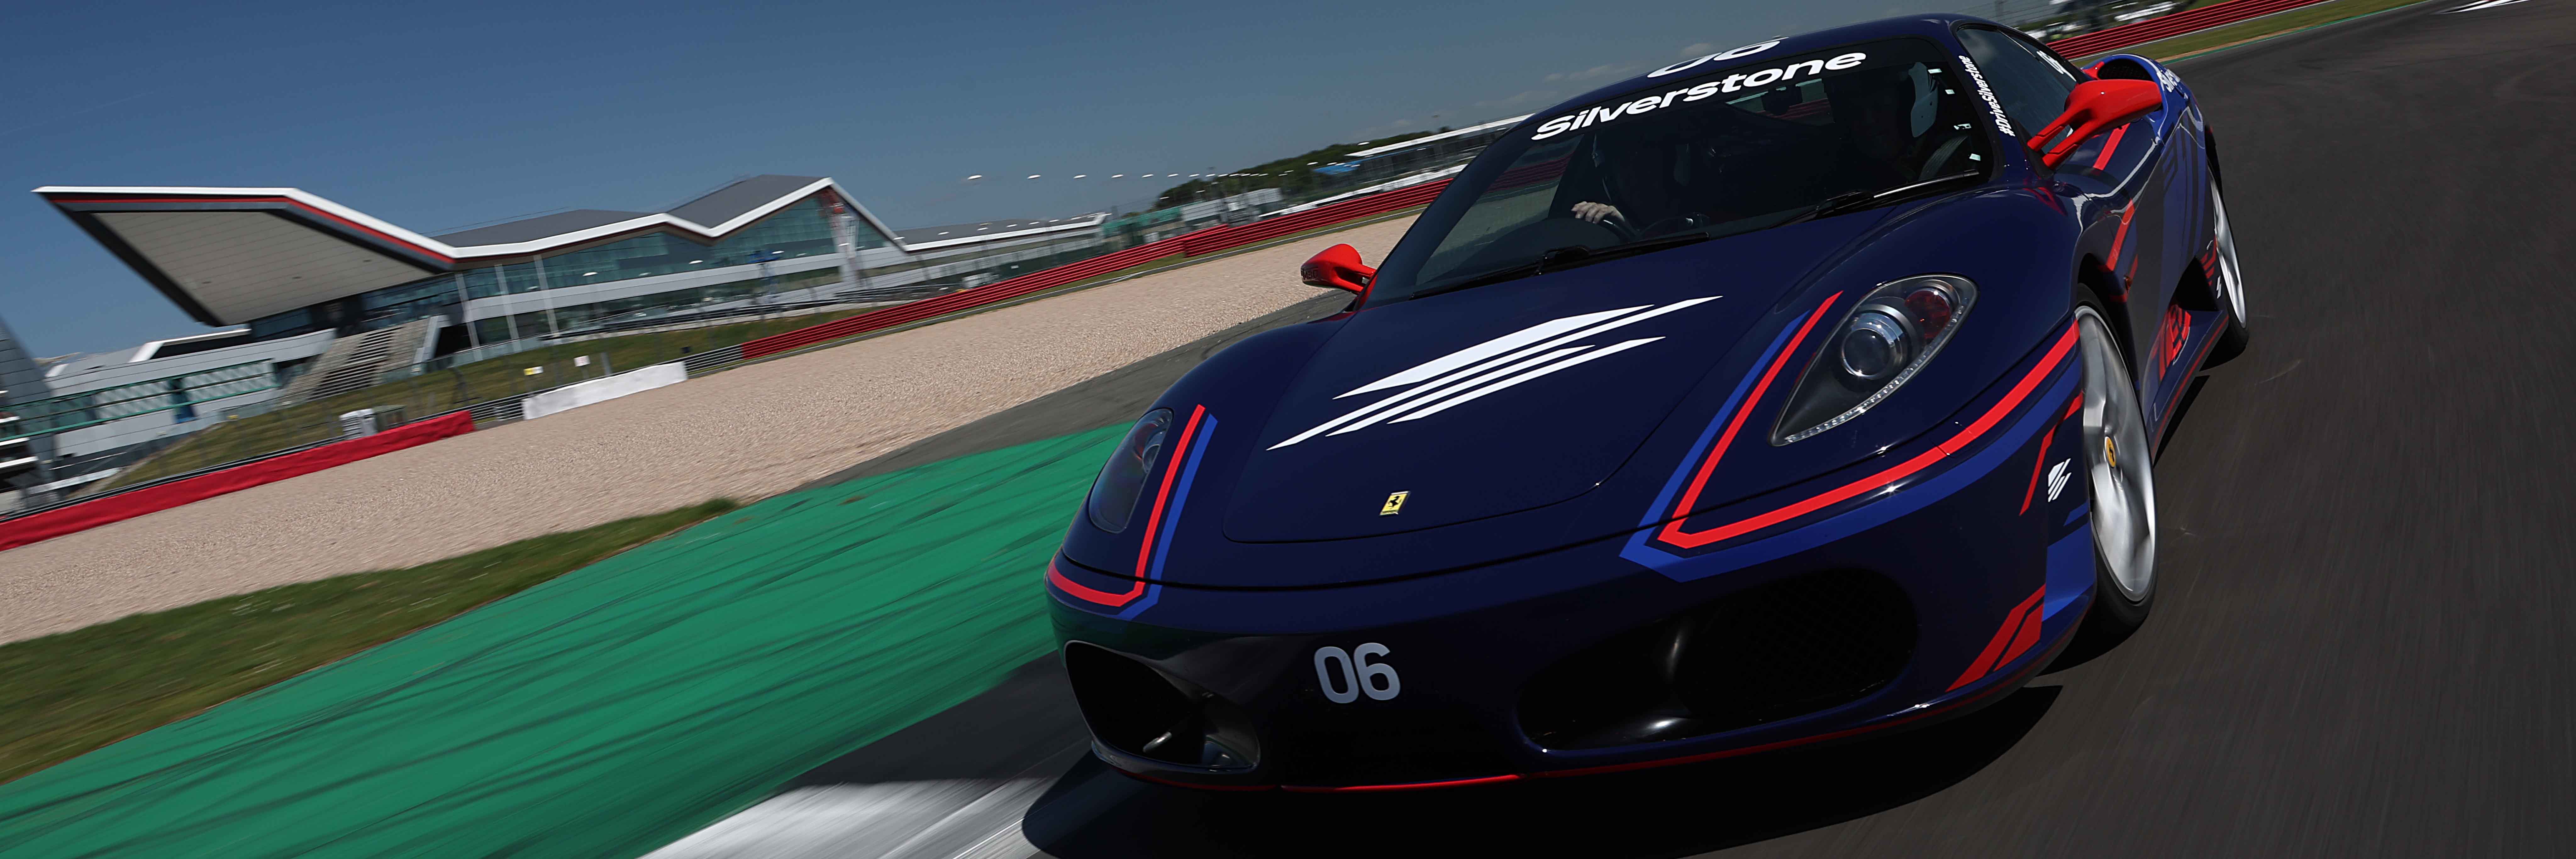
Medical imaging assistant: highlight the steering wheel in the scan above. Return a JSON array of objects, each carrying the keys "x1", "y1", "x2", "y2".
[
  {"x1": 1918, "y1": 135, "x2": 1970, "y2": 180},
  {"x1": 1595, "y1": 210, "x2": 1638, "y2": 242},
  {"x1": 1639, "y1": 213, "x2": 1711, "y2": 237}
]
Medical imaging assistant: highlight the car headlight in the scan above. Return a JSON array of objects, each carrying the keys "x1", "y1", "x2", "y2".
[
  {"x1": 1087, "y1": 408, "x2": 1176, "y2": 532},
  {"x1": 1772, "y1": 275, "x2": 1976, "y2": 444}
]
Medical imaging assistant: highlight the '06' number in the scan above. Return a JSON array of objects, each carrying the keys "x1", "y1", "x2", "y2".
[{"x1": 1313, "y1": 643, "x2": 1401, "y2": 704}]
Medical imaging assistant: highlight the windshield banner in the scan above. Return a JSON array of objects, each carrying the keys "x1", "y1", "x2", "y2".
[{"x1": 1532, "y1": 52, "x2": 1870, "y2": 140}]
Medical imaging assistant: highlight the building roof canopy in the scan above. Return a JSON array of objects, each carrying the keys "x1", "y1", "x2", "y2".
[
  {"x1": 34, "y1": 176, "x2": 1102, "y2": 327},
  {"x1": 431, "y1": 209, "x2": 653, "y2": 246}
]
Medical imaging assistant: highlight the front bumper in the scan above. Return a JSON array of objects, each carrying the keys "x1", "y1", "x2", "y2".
[{"x1": 1047, "y1": 325, "x2": 2100, "y2": 791}]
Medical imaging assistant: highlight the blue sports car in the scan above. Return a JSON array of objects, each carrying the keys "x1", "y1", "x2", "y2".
[{"x1": 1046, "y1": 14, "x2": 2248, "y2": 791}]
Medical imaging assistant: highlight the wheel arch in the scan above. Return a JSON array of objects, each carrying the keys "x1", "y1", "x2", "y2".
[
  {"x1": 2204, "y1": 125, "x2": 2223, "y2": 192},
  {"x1": 2073, "y1": 254, "x2": 2138, "y2": 370}
]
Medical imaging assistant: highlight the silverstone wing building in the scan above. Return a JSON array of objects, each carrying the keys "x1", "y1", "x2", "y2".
[
  {"x1": 36, "y1": 175, "x2": 1107, "y2": 347},
  {"x1": 6, "y1": 175, "x2": 1123, "y2": 498}
]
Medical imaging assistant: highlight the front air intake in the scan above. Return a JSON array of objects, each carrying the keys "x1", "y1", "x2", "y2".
[
  {"x1": 1062, "y1": 642, "x2": 1258, "y2": 771},
  {"x1": 1519, "y1": 570, "x2": 1916, "y2": 749}
]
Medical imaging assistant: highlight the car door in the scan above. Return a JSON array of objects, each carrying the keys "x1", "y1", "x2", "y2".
[{"x1": 1956, "y1": 24, "x2": 2195, "y2": 383}]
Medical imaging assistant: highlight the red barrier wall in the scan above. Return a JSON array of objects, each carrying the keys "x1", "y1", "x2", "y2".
[
  {"x1": 1175, "y1": 179, "x2": 1453, "y2": 257},
  {"x1": 0, "y1": 410, "x2": 477, "y2": 552},
  {"x1": 741, "y1": 232, "x2": 1190, "y2": 359},
  {"x1": 2047, "y1": 0, "x2": 2329, "y2": 58}
]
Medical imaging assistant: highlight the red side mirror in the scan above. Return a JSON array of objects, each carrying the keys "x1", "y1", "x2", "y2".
[
  {"x1": 1301, "y1": 243, "x2": 1374, "y2": 295},
  {"x1": 2026, "y1": 79, "x2": 2164, "y2": 168}
]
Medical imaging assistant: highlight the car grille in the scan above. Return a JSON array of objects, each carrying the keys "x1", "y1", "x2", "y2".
[
  {"x1": 1273, "y1": 706, "x2": 1514, "y2": 786},
  {"x1": 1520, "y1": 570, "x2": 1916, "y2": 749}
]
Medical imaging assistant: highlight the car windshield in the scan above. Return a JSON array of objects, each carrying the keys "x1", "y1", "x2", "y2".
[{"x1": 1373, "y1": 37, "x2": 1994, "y2": 301}]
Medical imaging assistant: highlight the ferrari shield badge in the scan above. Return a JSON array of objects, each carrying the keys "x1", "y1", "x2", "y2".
[{"x1": 1380, "y1": 491, "x2": 1409, "y2": 516}]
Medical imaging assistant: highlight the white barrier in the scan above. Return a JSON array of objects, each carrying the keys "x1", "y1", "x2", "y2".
[{"x1": 520, "y1": 362, "x2": 688, "y2": 421}]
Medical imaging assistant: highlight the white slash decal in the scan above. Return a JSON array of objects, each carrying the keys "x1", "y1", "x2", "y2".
[
  {"x1": 1268, "y1": 296, "x2": 1719, "y2": 450},
  {"x1": 2045, "y1": 459, "x2": 2074, "y2": 503}
]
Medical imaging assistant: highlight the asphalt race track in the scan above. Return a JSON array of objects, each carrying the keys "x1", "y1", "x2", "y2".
[{"x1": 696, "y1": 2, "x2": 2576, "y2": 855}]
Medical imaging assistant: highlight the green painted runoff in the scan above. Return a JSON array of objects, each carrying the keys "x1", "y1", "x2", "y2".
[{"x1": 0, "y1": 425, "x2": 1122, "y2": 859}]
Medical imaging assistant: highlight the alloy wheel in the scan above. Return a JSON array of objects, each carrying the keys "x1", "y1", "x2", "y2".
[
  {"x1": 2077, "y1": 307, "x2": 2158, "y2": 602},
  {"x1": 2211, "y1": 183, "x2": 2247, "y2": 323}
]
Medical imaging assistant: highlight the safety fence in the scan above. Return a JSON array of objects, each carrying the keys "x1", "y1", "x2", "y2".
[
  {"x1": 1179, "y1": 179, "x2": 1452, "y2": 256},
  {"x1": 2047, "y1": 0, "x2": 2334, "y2": 57}
]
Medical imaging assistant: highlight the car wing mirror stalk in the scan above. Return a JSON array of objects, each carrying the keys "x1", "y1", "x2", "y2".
[
  {"x1": 2026, "y1": 79, "x2": 2164, "y2": 169},
  {"x1": 1301, "y1": 243, "x2": 1374, "y2": 295}
]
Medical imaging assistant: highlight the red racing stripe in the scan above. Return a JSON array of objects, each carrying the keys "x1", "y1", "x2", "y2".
[
  {"x1": 1537, "y1": 641, "x2": 2056, "y2": 779},
  {"x1": 1997, "y1": 600, "x2": 2048, "y2": 665},
  {"x1": 1131, "y1": 404, "x2": 1208, "y2": 576},
  {"x1": 1950, "y1": 586, "x2": 2046, "y2": 690},
  {"x1": 1658, "y1": 323, "x2": 2081, "y2": 550},
  {"x1": 1046, "y1": 559, "x2": 1142, "y2": 607},
  {"x1": 1050, "y1": 404, "x2": 1207, "y2": 608},
  {"x1": 1655, "y1": 293, "x2": 1843, "y2": 545},
  {"x1": 2151, "y1": 313, "x2": 2229, "y2": 452},
  {"x1": 2091, "y1": 125, "x2": 2130, "y2": 170},
  {"x1": 1281, "y1": 774, "x2": 1524, "y2": 793}
]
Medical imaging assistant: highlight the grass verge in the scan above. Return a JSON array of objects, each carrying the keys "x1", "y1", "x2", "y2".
[
  {"x1": 0, "y1": 498, "x2": 739, "y2": 786},
  {"x1": 2135, "y1": 0, "x2": 2433, "y2": 60}
]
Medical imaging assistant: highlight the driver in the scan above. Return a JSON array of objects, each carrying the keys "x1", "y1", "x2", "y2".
[
  {"x1": 1565, "y1": 70, "x2": 1940, "y2": 228},
  {"x1": 1565, "y1": 131, "x2": 1685, "y2": 230},
  {"x1": 1570, "y1": 199, "x2": 1626, "y2": 225},
  {"x1": 1828, "y1": 69, "x2": 1925, "y2": 187}
]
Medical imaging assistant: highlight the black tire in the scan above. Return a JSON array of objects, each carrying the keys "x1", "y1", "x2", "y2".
[{"x1": 2051, "y1": 303, "x2": 2158, "y2": 671}]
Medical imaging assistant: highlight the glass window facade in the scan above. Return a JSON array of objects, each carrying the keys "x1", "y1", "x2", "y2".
[
  {"x1": 465, "y1": 266, "x2": 849, "y2": 344},
  {"x1": 233, "y1": 191, "x2": 1137, "y2": 359},
  {"x1": 247, "y1": 195, "x2": 894, "y2": 339},
  {"x1": 249, "y1": 307, "x2": 316, "y2": 340}
]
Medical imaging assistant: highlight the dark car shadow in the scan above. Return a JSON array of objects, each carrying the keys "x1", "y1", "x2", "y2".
[
  {"x1": 2156, "y1": 375, "x2": 2212, "y2": 456},
  {"x1": 1024, "y1": 685, "x2": 2060, "y2": 859}
]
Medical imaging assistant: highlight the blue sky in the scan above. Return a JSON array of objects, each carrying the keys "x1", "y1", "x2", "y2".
[{"x1": 1, "y1": 0, "x2": 1975, "y2": 357}]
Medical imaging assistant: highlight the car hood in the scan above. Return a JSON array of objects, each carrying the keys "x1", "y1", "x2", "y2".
[{"x1": 1221, "y1": 213, "x2": 1892, "y2": 543}]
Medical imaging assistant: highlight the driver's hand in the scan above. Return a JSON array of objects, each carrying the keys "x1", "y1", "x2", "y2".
[{"x1": 1570, "y1": 201, "x2": 1624, "y2": 224}]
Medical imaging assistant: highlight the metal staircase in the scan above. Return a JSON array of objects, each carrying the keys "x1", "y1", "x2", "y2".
[{"x1": 275, "y1": 318, "x2": 440, "y2": 406}]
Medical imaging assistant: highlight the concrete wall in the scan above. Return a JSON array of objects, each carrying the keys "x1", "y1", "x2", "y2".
[{"x1": 520, "y1": 362, "x2": 688, "y2": 421}]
